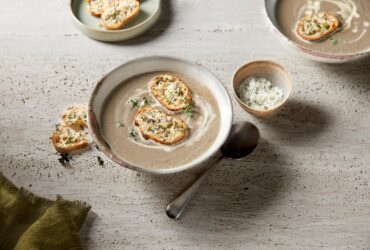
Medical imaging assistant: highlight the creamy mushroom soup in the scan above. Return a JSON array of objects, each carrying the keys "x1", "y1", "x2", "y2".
[
  {"x1": 100, "y1": 72, "x2": 221, "y2": 169},
  {"x1": 276, "y1": 0, "x2": 370, "y2": 54}
]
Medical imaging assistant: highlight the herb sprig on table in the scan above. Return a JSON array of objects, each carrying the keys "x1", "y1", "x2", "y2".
[{"x1": 58, "y1": 153, "x2": 70, "y2": 166}]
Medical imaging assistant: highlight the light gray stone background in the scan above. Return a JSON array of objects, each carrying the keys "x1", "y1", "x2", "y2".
[{"x1": 1, "y1": 0, "x2": 370, "y2": 249}]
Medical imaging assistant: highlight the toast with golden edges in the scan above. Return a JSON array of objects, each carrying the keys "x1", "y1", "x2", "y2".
[
  {"x1": 134, "y1": 106, "x2": 189, "y2": 145},
  {"x1": 61, "y1": 106, "x2": 88, "y2": 129},
  {"x1": 149, "y1": 74, "x2": 192, "y2": 111},
  {"x1": 296, "y1": 12, "x2": 340, "y2": 41},
  {"x1": 87, "y1": 0, "x2": 112, "y2": 17},
  {"x1": 100, "y1": 0, "x2": 140, "y2": 30},
  {"x1": 51, "y1": 125, "x2": 88, "y2": 154}
]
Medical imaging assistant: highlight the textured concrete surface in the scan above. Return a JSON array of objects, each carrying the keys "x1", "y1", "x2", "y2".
[{"x1": 0, "y1": 0, "x2": 370, "y2": 249}]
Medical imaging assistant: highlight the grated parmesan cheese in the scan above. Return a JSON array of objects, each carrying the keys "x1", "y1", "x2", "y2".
[{"x1": 237, "y1": 76, "x2": 284, "y2": 111}]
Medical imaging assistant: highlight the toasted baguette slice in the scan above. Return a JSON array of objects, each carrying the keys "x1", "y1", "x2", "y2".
[
  {"x1": 296, "y1": 12, "x2": 340, "y2": 41},
  {"x1": 51, "y1": 125, "x2": 88, "y2": 154},
  {"x1": 134, "y1": 107, "x2": 188, "y2": 145},
  {"x1": 149, "y1": 74, "x2": 192, "y2": 111},
  {"x1": 87, "y1": 0, "x2": 110, "y2": 17},
  {"x1": 61, "y1": 106, "x2": 88, "y2": 128},
  {"x1": 100, "y1": 0, "x2": 140, "y2": 30}
]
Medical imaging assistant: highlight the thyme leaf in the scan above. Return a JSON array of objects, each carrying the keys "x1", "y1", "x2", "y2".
[{"x1": 128, "y1": 99, "x2": 139, "y2": 110}]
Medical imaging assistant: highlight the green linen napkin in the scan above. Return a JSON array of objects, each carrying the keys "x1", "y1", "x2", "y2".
[{"x1": 0, "y1": 172, "x2": 91, "y2": 250}]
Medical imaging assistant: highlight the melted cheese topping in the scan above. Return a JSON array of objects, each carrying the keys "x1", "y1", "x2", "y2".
[
  {"x1": 151, "y1": 74, "x2": 190, "y2": 108},
  {"x1": 55, "y1": 125, "x2": 87, "y2": 147},
  {"x1": 61, "y1": 107, "x2": 87, "y2": 127},
  {"x1": 89, "y1": 0, "x2": 105, "y2": 14},
  {"x1": 101, "y1": 0, "x2": 138, "y2": 24},
  {"x1": 301, "y1": 12, "x2": 336, "y2": 36},
  {"x1": 137, "y1": 107, "x2": 188, "y2": 144}
]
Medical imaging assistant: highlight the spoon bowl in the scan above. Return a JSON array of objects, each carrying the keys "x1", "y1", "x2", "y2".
[
  {"x1": 166, "y1": 121, "x2": 259, "y2": 219},
  {"x1": 221, "y1": 122, "x2": 259, "y2": 159}
]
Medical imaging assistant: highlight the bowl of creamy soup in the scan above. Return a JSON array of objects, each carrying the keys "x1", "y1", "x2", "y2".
[
  {"x1": 88, "y1": 56, "x2": 233, "y2": 174},
  {"x1": 264, "y1": 0, "x2": 370, "y2": 63}
]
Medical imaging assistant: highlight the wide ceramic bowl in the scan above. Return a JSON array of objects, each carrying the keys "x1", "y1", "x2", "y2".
[
  {"x1": 88, "y1": 56, "x2": 233, "y2": 174},
  {"x1": 264, "y1": 0, "x2": 370, "y2": 63},
  {"x1": 70, "y1": 0, "x2": 161, "y2": 42}
]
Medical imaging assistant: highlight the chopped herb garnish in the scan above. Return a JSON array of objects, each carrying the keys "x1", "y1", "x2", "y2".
[
  {"x1": 167, "y1": 92, "x2": 174, "y2": 104},
  {"x1": 129, "y1": 128, "x2": 138, "y2": 138},
  {"x1": 183, "y1": 104, "x2": 192, "y2": 117},
  {"x1": 97, "y1": 156, "x2": 104, "y2": 166},
  {"x1": 58, "y1": 153, "x2": 70, "y2": 166},
  {"x1": 128, "y1": 99, "x2": 139, "y2": 109},
  {"x1": 329, "y1": 37, "x2": 338, "y2": 45},
  {"x1": 141, "y1": 97, "x2": 153, "y2": 107},
  {"x1": 116, "y1": 122, "x2": 124, "y2": 128}
]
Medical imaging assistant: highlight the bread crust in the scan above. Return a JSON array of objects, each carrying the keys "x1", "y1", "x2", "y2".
[
  {"x1": 296, "y1": 12, "x2": 340, "y2": 41},
  {"x1": 51, "y1": 125, "x2": 88, "y2": 154},
  {"x1": 101, "y1": 0, "x2": 140, "y2": 30},
  {"x1": 134, "y1": 107, "x2": 189, "y2": 145},
  {"x1": 87, "y1": 0, "x2": 107, "y2": 17},
  {"x1": 149, "y1": 74, "x2": 192, "y2": 112},
  {"x1": 61, "y1": 106, "x2": 88, "y2": 129}
]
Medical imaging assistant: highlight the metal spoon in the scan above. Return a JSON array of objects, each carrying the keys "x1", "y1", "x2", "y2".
[{"x1": 166, "y1": 121, "x2": 259, "y2": 219}]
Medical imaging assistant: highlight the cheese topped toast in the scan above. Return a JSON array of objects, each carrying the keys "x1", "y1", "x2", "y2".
[
  {"x1": 61, "y1": 106, "x2": 88, "y2": 128},
  {"x1": 51, "y1": 125, "x2": 88, "y2": 154},
  {"x1": 134, "y1": 107, "x2": 189, "y2": 145},
  {"x1": 100, "y1": 0, "x2": 140, "y2": 30},
  {"x1": 87, "y1": 0, "x2": 113, "y2": 17},
  {"x1": 149, "y1": 74, "x2": 192, "y2": 111},
  {"x1": 296, "y1": 12, "x2": 340, "y2": 41}
]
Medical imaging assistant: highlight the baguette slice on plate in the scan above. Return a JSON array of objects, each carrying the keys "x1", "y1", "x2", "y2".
[
  {"x1": 149, "y1": 74, "x2": 192, "y2": 111},
  {"x1": 101, "y1": 0, "x2": 140, "y2": 30},
  {"x1": 87, "y1": 0, "x2": 113, "y2": 17},
  {"x1": 51, "y1": 125, "x2": 88, "y2": 154},
  {"x1": 134, "y1": 107, "x2": 189, "y2": 145},
  {"x1": 296, "y1": 12, "x2": 340, "y2": 41}
]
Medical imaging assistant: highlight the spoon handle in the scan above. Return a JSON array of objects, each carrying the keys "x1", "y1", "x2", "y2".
[{"x1": 165, "y1": 156, "x2": 223, "y2": 219}]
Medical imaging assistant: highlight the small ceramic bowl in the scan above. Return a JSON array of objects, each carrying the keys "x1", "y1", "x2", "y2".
[
  {"x1": 69, "y1": 0, "x2": 161, "y2": 42},
  {"x1": 232, "y1": 60, "x2": 293, "y2": 116}
]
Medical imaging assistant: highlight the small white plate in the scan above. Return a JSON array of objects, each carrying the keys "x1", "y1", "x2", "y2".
[{"x1": 70, "y1": 0, "x2": 161, "y2": 42}]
